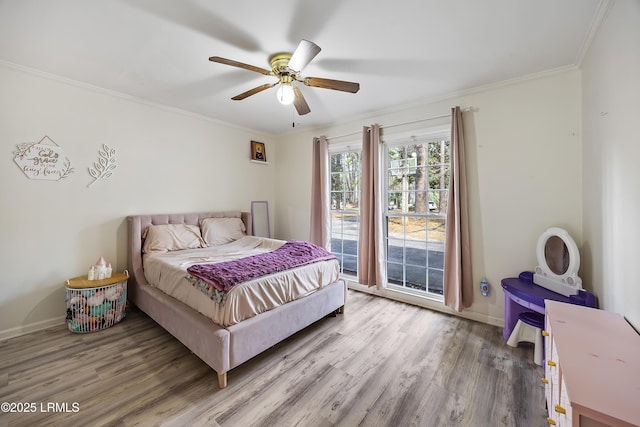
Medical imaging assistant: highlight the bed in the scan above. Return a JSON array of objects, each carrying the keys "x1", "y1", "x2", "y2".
[{"x1": 127, "y1": 210, "x2": 346, "y2": 388}]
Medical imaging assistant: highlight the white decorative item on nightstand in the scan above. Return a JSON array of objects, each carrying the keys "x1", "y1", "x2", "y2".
[{"x1": 88, "y1": 256, "x2": 112, "y2": 280}]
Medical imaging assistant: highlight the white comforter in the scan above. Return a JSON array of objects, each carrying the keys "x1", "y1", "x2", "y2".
[{"x1": 143, "y1": 236, "x2": 340, "y2": 327}]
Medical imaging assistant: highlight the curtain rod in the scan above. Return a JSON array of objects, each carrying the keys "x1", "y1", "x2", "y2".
[{"x1": 325, "y1": 107, "x2": 471, "y2": 141}]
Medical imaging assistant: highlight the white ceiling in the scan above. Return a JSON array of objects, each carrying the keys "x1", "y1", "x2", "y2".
[{"x1": 0, "y1": 0, "x2": 604, "y2": 135}]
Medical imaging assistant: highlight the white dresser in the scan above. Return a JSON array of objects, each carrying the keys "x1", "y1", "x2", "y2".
[{"x1": 543, "y1": 300, "x2": 640, "y2": 427}]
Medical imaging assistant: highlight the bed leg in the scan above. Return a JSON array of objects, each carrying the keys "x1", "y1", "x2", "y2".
[
  {"x1": 338, "y1": 305, "x2": 345, "y2": 314},
  {"x1": 218, "y1": 372, "x2": 227, "y2": 389}
]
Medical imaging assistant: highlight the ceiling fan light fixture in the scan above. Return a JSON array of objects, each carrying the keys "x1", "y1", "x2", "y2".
[
  {"x1": 210, "y1": 39, "x2": 360, "y2": 115},
  {"x1": 276, "y1": 83, "x2": 295, "y2": 105}
]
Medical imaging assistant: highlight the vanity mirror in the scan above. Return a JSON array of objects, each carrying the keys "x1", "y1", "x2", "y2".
[{"x1": 533, "y1": 227, "x2": 582, "y2": 296}]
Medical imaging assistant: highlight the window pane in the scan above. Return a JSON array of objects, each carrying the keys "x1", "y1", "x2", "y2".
[
  {"x1": 405, "y1": 240, "x2": 427, "y2": 266},
  {"x1": 405, "y1": 217, "x2": 427, "y2": 241},
  {"x1": 342, "y1": 191, "x2": 359, "y2": 210},
  {"x1": 387, "y1": 261, "x2": 404, "y2": 285},
  {"x1": 330, "y1": 238, "x2": 342, "y2": 253},
  {"x1": 388, "y1": 176, "x2": 404, "y2": 191},
  {"x1": 342, "y1": 255, "x2": 358, "y2": 276},
  {"x1": 405, "y1": 265, "x2": 427, "y2": 291},
  {"x1": 428, "y1": 217, "x2": 446, "y2": 245},
  {"x1": 384, "y1": 137, "x2": 450, "y2": 298},
  {"x1": 386, "y1": 237, "x2": 405, "y2": 263},
  {"x1": 330, "y1": 150, "x2": 361, "y2": 275},
  {"x1": 387, "y1": 192, "x2": 401, "y2": 211},
  {"x1": 428, "y1": 268, "x2": 444, "y2": 295}
]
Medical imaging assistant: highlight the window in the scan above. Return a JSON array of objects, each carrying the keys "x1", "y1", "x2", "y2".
[
  {"x1": 384, "y1": 136, "x2": 450, "y2": 297},
  {"x1": 330, "y1": 150, "x2": 361, "y2": 276}
]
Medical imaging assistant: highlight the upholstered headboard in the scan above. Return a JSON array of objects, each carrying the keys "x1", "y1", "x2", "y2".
[{"x1": 126, "y1": 211, "x2": 251, "y2": 302}]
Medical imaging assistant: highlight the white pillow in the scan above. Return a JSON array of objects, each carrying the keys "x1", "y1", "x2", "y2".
[
  {"x1": 142, "y1": 224, "x2": 206, "y2": 253},
  {"x1": 200, "y1": 217, "x2": 246, "y2": 246}
]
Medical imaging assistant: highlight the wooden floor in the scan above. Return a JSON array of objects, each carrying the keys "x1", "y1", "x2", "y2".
[{"x1": 0, "y1": 290, "x2": 547, "y2": 427}]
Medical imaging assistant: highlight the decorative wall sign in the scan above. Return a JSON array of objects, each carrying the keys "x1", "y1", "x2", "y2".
[
  {"x1": 13, "y1": 136, "x2": 74, "y2": 181},
  {"x1": 87, "y1": 144, "x2": 117, "y2": 187}
]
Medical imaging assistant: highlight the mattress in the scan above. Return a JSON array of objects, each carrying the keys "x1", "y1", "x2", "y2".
[{"x1": 142, "y1": 236, "x2": 340, "y2": 327}]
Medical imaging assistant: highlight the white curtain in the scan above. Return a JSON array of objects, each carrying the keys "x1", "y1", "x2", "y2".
[{"x1": 310, "y1": 136, "x2": 331, "y2": 250}]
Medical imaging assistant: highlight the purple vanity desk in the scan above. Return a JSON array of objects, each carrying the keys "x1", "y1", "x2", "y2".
[{"x1": 501, "y1": 272, "x2": 595, "y2": 340}]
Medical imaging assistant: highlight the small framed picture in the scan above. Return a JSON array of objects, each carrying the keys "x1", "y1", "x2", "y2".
[{"x1": 251, "y1": 140, "x2": 267, "y2": 162}]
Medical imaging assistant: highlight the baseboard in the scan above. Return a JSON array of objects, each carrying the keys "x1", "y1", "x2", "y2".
[
  {"x1": 347, "y1": 281, "x2": 504, "y2": 328},
  {"x1": 0, "y1": 316, "x2": 66, "y2": 340}
]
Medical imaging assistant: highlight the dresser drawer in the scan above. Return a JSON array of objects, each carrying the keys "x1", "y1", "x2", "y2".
[
  {"x1": 556, "y1": 375, "x2": 573, "y2": 427},
  {"x1": 544, "y1": 300, "x2": 640, "y2": 427}
]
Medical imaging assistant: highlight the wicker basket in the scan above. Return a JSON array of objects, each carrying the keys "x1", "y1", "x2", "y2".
[{"x1": 65, "y1": 271, "x2": 128, "y2": 333}]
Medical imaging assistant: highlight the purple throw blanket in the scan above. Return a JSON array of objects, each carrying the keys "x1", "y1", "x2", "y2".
[{"x1": 187, "y1": 240, "x2": 336, "y2": 293}]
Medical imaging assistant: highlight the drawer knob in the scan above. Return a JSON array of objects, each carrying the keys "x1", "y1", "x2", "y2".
[
  {"x1": 547, "y1": 360, "x2": 557, "y2": 367},
  {"x1": 554, "y1": 404, "x2": 567, "y2": 414},
  {"x1": 541, "y1": 378, "x2": 549, "y2": 384},
  {"x1": 542, "y1": 330, "x2": 550, "y2": 337},
  {"x1": 547, "y1": 418, "x2": 557, "y2": 425}
]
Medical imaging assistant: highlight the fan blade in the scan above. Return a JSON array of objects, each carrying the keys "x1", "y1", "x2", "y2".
[
  {"x1": 231, "y1": 83, "x2": 277, "y2": 100},
  {"x1": 209, "y1": 56, "x2": 272, "y2": 76},
  {"x1": 304, "y1": 77, "x2": 360, "y2": 93},
  {"x1": 287, "y1": 39, "x2": 321, "y2": 72},
  {"x1": 293, "y1": 86, "x2": 311, "y2": 115}
]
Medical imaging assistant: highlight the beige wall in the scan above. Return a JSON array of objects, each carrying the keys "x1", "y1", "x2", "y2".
[
  {"x1": 0, "y1": 64, "x2": 276, "y2": 337},
  {"x1": 5, "y1": 0, "x2": 637, "y2": 337},
  {"x1": 275, "y1": 70, "x2": 583, "y2": 325},
  {"x1": 581, "y1": 0, "x2": 640, "y2": 330}
]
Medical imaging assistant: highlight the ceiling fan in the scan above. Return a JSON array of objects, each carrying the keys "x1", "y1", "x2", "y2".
[{"x1": 209, "y1": 39, "x2": 360, "y2": 115}]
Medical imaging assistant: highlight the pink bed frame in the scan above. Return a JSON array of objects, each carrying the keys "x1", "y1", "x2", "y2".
[{"x1": 127, "y1": 211, "x2": 346, "y2": 388}]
